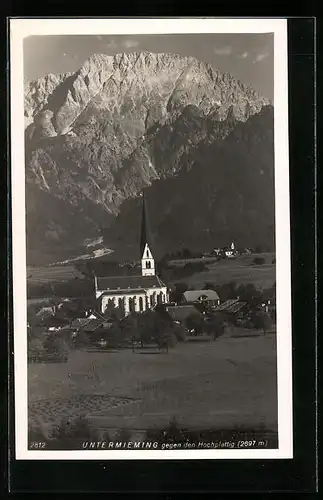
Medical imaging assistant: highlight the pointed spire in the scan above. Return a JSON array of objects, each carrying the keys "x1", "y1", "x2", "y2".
[{"x1": 140, "y1": 191, "x2": 152, "y2": 257}]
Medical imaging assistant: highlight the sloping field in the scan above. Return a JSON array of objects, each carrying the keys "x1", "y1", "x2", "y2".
[
  {"x1": 181, "y1": 253, "x2": 275, "y2": 290},
  {"x1": 29, "y1": 334, "x2": 277, "y2": 433},
  {"x1": 27, "y1": 265, "x2": 85, "y2": 284}
]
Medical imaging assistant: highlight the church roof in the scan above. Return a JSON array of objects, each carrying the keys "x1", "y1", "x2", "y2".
[{"x1": 96, "y1": 275, "x2": 166, "y2": 291}]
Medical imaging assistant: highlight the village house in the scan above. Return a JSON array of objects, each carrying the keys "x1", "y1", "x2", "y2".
[
  {"x1": 165, "y1": 304, "x2": 203, "y2": 324},
  {"x1": 183, "y1": 289, "x2": 220, "y2": 308},
  {"x1": 94, "y1": 194, "x2": 168, "y2": 316},
  {"x1": 213, "y1": 241, "x2": 239, "y2": 258}
]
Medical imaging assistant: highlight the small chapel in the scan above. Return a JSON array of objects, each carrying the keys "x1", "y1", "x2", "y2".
[{"x1": 94, "y1": 194, "x2": 168, "y2": 316}]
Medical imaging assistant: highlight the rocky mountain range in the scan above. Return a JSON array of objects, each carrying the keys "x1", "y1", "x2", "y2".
[{"x1": 24, "y1": 51, "x2": 274, "y2": 265}]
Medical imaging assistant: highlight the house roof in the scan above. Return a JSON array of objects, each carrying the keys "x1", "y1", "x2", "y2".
[
  {"x1": 84, "y1": 319, "x2": 114, "y2": 332},
  {"x1": 215, "y1": 299, "x2": 247, "y2": 313},
  {"x1": 67, "y1": 317, "x2": 114, "y2": 332},
  {"x1": 82, "y1": 319, "x2": 105, "y2": 332},
  {"x1": 183, "y1": 289, "x2": 220, "y2": 302},
  {"x1": 96, "y1": 274, "x2": 166, "y2": 291},
  {"x1": 36, "y1": 306, "x2": 55, "y2": 317},
  {"x1": 166, "y1": 305, "x2": 202, "y2": 321},
  {"x1": 70, "y1": 318, "x2": 90, "y2": 328}
]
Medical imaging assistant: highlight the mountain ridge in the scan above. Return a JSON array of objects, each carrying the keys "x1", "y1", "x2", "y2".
[{"x1": 24, "y1": 51, "x2": 274, "y2": 266}]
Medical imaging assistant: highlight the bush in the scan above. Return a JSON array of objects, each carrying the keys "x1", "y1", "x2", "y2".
[
  {"x1": 113, "y1": 428, "x2": 132, "y2": 442},
  {"x1": 185, "y1": 314, "x2": 205, "y2": 335},
  {"x1": 205, "y1": 315, "x2": 225, "y2": 339},
  {"x1": 43, "y1": 335, "x2": 69, "y2": 359},
  {"x1": 73, "y1": 330, "x2": 91, "y2": 348},
  {"x1": 167, "y1": 333, "x2": 178, "y2": 348},
  {"x1": 251, "y1": 311, "x2": 272, "y2": 332},
  {"x1": 49, "y1": 416, "x2": 100, "y2": 449},
  {"x1": 28, "y1": 337, "x2": 46, "y2": 358},
  {"x1": 28, "y1": 423, "x2": 47, "y2": 447},
  {"x1": 173, "y1": 324, "x2": 187, "y2": 342},
  {"x1": 253, "y1": 257, "x2": 266, "y2": 265}
]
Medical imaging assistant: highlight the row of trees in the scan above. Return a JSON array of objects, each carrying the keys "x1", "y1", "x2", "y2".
[{"x1": 27, "y1": 277, "x2": 94, "y2": 299}]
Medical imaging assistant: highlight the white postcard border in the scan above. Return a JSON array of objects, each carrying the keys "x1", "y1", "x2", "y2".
[{"x1": 10, "y1": 17, "x2": 292, "y2": 460}]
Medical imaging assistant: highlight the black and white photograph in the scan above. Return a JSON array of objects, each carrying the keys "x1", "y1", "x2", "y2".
[{"x1": 10, "y1": 18, "x2": 292, "y2": 460}]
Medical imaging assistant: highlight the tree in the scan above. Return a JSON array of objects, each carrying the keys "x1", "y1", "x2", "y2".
[
  {"x1": 104, "y1": 300, "x2": 124, "y2": 320},
  {"x1": 120, "y1": 313, "x2": 141, "y2": 344},
  {"x1": 185, "y1": 314, "x2": 205, "y2": 335},
  {"x1": 182, "y1": 248, "x2": 192, "y2": 259},
  {"x1": 205, "y1": 314, "x2": 225, "y2": 339},
  {"x1": 43, "y1": 335, "x2": 69, "y2": 359},
  {"x1": 251, "y1": 310, "x2": 272, "y2": 334},
  {"x1": 50, "y1": 417, "x2": 100, "y2": 449},
  {"x1": 218, "y1": 282, "x2": 237, "y2": 302},
  {"x1": 236, "y1": 283, "x2": 262, "y2": 307},
  {"x1": 203, "y1": 282, "x2": 217, "y2": 290},
  {"x1": 127, "y1": 311, "x2": 176, "y2": 352},
  {"x1": 258, "y1": 311, "x2": 272, "y2": 335},
  {"x1": 253, "y1": 256, "x2": 266, "y2": 265},
  {"x1": 169, "y1": 282, "x2": 188, "y2": 304},
  {"x1": 254, "y1": 244, "x2": 264, "y2": 253}
]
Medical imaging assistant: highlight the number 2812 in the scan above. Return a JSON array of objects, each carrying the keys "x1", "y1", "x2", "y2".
[{"x1": 30, "y1": 442, "x2": 46, "y2": 449}]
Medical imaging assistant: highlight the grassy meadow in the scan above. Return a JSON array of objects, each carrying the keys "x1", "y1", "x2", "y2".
[
  {"x1": 29, "y1": 332, "x2": 277, "y2": 437},
  {"x1": 176, "y1": 253, "x2": 276, "y2": 290}
]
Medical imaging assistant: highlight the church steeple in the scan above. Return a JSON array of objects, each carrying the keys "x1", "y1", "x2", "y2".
[{"x1": 140, "y1": 192, "x2": 155, "y2": 276}]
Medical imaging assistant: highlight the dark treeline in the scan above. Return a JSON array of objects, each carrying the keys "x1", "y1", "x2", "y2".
[{"x1": 27, "y1": 277, "x2": 94, "y2": 299}]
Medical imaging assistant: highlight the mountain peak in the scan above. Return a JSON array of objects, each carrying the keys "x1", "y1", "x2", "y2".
[{"x1": 24, "y1": 51, "x2": 273, "y2": 264}]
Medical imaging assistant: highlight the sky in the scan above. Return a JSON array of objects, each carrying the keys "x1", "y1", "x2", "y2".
[{"x1": 24, "y1": 33, "x2": 274, "y2": 101}]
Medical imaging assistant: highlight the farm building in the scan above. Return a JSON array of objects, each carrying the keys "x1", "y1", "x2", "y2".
[
  {"x1": 60, "y1": 316, "x2": 115, "y2": 346},
  {"x1": 183, "y1": 289, "x2": 220, "y2": 307},
  {"x1": 214, "y1": 298, "x2": 248, "y2": 324},
  {"x1": 165, "y1": 305, "x2": 203, "y2": 324},
  {"x1": 94, "y1": 194, "x2": 168, "y2": 315}
]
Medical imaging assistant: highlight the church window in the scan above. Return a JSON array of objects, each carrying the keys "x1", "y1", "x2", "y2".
[
  {"x1": 139, "y1": 296, "x2": 143, "y2": 311},
  {"x1": 146, "y1": 261, "x2": 151, "y2": 269},
  {"x1": 129, "y1": 297, "x2": 135, "y2": 313},
  {"x1": 118, "y1": 297, "x2": 124, "y2": 313}
]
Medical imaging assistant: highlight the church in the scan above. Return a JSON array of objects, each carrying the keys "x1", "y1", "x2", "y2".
[{"x1": 94, "y1": 194, "x2": 169, "y2": 316}]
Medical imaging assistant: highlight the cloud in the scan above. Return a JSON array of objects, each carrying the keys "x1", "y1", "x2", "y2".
[
  {"x1": 239, "y1": 52, "x2": 249, "y2": 59},
  {"x1": 253, "y1": 52, "x2": 269, "y2": 63},
  {"x1": 213, "y1": 46, "x2": 232, "y2": 56},
  {"x1": 105, "y1": 39, "x2": 118, "y2": 51},
  {"x1": 122, "y1": 39, "x2": 139, "y2": 49},
  {"x1": 101, "y1": 38, "x2": 139, "y2": 52}
]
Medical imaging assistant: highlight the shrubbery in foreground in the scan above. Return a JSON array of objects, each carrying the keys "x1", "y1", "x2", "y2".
[{"x1": 28, "y1": 416, "x2": 278, "y2": 450}]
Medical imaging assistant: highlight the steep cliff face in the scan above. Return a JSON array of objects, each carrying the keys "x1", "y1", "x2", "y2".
[
  {"x1": 24, "y1": 51, "x2": 273, "y2": 265},
  {"x1": 108, "y1": 106, "x2": 275, "y2": 260}
]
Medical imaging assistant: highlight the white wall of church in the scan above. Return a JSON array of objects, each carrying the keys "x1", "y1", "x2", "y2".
[{"x1": 99, "y1": 287, "x2": 168, "y2": 315}]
